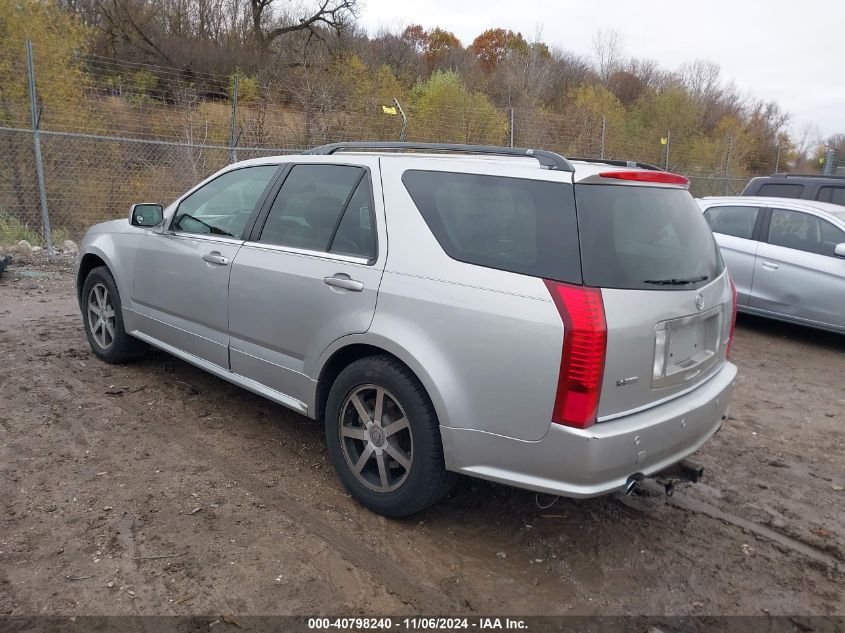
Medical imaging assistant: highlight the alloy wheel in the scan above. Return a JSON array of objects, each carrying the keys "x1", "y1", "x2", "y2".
[
  {"x1": 87, "y1": 282, "x2": 116, "y2": 349},
  {"x1": 339, "y1": 384, "x2": 414, "y2": 493}
]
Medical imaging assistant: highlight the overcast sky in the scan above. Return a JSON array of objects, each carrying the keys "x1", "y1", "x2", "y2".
[{"x1": 359, "y1": 0, "x2": 842, "y2": 139}]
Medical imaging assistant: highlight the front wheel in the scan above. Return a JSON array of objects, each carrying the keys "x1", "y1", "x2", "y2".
[
  {"x1": 81, "y1": 266, "x2": 146, "y2": 363},
  {"x1": 324, "y1": 355, "x2": 456, "y2": 517}
]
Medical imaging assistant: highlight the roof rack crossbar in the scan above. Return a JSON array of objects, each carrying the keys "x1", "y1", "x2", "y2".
[
  {"x1": 307, "y1": 142, "x2": 574, "y2": 172},
  {"x1": 568, "y1": 157, "x2": 664, "y2": 172}
]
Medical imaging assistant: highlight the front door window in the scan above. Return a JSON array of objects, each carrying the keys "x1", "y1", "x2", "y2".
[{"x1": 171, "y1": 165, "x2": 278, "y2": 238}]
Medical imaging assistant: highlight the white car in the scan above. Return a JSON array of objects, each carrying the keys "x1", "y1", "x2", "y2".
[{"x1": 699, "y1": 196, "x2": 845, "y2": 333}]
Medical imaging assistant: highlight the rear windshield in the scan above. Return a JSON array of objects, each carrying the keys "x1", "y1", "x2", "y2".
[
  {"x1": 575, "y1": 184, "x2": 723, "y2": 291},
  {"x1": 757, "y1": 183, "x2": 805, "y2": 198},
  {"x1": 402, "y1": 170, "x2": 582, "y2": 283}
]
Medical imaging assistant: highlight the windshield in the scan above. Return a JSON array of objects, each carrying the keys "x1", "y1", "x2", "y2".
[{"x1": 575, "y1": 184, "x2": 724, "y2": 290}]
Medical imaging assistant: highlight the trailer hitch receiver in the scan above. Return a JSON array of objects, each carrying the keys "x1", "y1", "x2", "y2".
[{"x1": 654, "y1": 459, "x2": 704, "y2": 496}]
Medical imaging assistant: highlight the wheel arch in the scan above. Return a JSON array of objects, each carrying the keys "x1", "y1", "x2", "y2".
[
  {"x1": 76, "y1": 251, "x2": 111, "y2": 306},
  {"x1": 312, "y1": 336, "x2": 448, "y2": 430}
]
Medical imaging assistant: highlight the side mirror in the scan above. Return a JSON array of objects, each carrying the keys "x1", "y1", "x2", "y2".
[
  {"x1": 835, "y1": 243, "x2": 845, "y2": 258},
  {"x1": 130, "y1": 203, "x2": 163, "y2": 228}
]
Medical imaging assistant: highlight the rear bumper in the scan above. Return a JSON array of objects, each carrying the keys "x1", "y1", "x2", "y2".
[{"x1": 440, "y1": 361, "x2": 737, "y2": 498}]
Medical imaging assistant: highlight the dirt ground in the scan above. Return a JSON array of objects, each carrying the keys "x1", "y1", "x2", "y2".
[{"x1": 1, "y1": 263, "x2": 843, "y2": 617}]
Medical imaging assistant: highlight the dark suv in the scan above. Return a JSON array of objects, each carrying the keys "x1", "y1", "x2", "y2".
[{"x1": 742, "y1": 174, "x2": 845, "y2": 206}]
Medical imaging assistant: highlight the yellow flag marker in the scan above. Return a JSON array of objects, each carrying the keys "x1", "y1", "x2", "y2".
[
  {"x1": 660, "y1": 137, "x2": 668, "y2": 145},
  {"x1": 382, "y1": 105, "x2": 397, "y2": 115}
]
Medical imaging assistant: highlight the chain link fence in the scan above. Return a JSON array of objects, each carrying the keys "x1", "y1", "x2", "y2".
[
  {"x1": 1, "y1": 42, "x2": 785, "y2": 249},
  {"x1": 0, "y1": 126, "x2": 296, "y2": 246}
]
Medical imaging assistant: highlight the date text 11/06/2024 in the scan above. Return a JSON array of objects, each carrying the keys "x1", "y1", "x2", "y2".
[{"x1": 307, "y1": 618, "x2": 528, "y2": 630}]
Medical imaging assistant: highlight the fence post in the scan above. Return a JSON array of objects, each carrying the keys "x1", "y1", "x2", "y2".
[
  {"x1": 509, "y1": 108, "x2": 514, "y2": 148},
  {"x1": 664, "y1": 130, "x2": 670, "y2": 171},
  {"x1": 229, "y1": 74, "x2": 239, "y2": 163},
  {"x1": 600, "y1": 116, "x2": 606, "y2": 159},
  {"x1": 774, "y1": 143, "x2": 781, "y2": 174},
  {"x1": 393, "y1": 98, "x2": 407, "y2": 142},
  {"x1": 26, "y1": 40, "x2": 54, "y2": 258},
  {"x1": 723, "y1": 136, "x2": 733, "y2": 195}
]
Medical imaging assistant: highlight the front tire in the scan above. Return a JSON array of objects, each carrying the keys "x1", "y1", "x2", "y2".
[
  {"x1": 82, "y1": 266, "x2": 146, "y2": 363},
  {"x1": 324, "y1": 355, "x2": 456, "y2": 517}
]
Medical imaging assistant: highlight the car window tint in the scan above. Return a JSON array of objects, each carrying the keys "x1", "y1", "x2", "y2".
[
  {"x1": 402, "y1": 170, "x2": 582, "y2": 283},
  {"x1": 817, "y1": 186, "x2": 845, "y2": 206},
  {"x1": 172, "y1": 166, "x2": 278, "y2": 237},
  {"x1": 757, "y1": 183, "x2": 804, "y2": 198},
  {"x1": 704, "y1": 205, "x2": 760, "y2": 239},
  {"x1": 768, "y1": 208, "x2": 845, "y2": 256},
  {"x1": 259, "y1": 164, "x2": 364, "y2": 251},
  {"x1": 329, "y1": 178, "x2": 376, "y2": 259}
]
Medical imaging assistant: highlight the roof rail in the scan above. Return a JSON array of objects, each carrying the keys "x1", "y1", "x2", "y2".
[
  {"x1": 306, "y1": 142, "x2": 574, "y2": 172},
  {"x1": 568, "y1": 157, "x2": 664, "y2": 171}
]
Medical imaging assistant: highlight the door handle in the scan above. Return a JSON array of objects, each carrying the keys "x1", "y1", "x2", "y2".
[
  {"x1": 761, "y1": 261, "x2": 779, "y2": 270},
  {"x1": 324, "y1": 275, "x2": 364, "y2": 292},
  {"x1": 202, "y1": 252, "x2": 229, "y2": 266}
]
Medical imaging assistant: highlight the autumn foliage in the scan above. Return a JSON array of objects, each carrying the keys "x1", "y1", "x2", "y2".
[
  {"x1": 0, "y1": 0, "x2": 836, "y2": 241},
  {"x1": 470, "y1": 29, "x2": 529, "y2": 72},
  {"x1": 402, "y1": 25, "x2": 462, "y2": 70}
]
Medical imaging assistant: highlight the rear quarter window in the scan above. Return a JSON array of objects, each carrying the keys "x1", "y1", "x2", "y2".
[{"x1": 402, "y1": 170, "x2": 582, "y2": 283}]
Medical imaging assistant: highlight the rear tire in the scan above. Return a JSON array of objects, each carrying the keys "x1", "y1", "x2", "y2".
[
  {"x1": 324, "y1": 355, "x2": 456, "y2": 517},
  {"x1": 81, "y1": 266, "x2": 146, "y2": 364}
]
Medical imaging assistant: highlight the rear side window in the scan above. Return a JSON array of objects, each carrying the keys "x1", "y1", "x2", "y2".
[
  {"x1": 576, "y1": 185, "x2": 723, "y2": 290},
  {"x1": 259, "y1": 164, "x2": 375, "y2": 258},
  {"x1": 402, "y1": 170, "x2": 581, "y2": 283},
  {"x1": 757, "y1": 183, "x2": 804, "y2": 198},
  {"x1": 704, "y1": 205, "x2": 760, "y2": 239},
  {"x1": 817, "y1": 186, "x2": 845, "y2": 206}
]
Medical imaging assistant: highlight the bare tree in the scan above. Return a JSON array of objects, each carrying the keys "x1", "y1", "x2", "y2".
[
  {"x1": 545, "y1": 49, "x2": 593, "y2": 106},
  {"x1": 678, "y1": 59, "x2": 744, "y2": 131},
  {"x1": 489, "y1": 29, "x2": 554, "y2": 110},
  {"x1": 249, "y1": 0, "x2": 359, "y2": 50},
  {"x1": 94, "y1": 0, "x2": 176, "y2": 63},
  {"x1": 592, "y1": 29, "x2": 622, "y2": 85},
  {"x1": 167, "y1": 84, "x2": 211, "y2": 181},
  {"x1": 364, "y1": 25, "x2": 423, "y2": 78},
  {"x1": 680, "y1": 59, "x2": 722, "y2": 98}
]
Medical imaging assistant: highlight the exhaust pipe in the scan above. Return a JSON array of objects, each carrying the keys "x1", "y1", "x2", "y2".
[{"x1": 624, "y1": 474, "x2": 643, "y2": 495}]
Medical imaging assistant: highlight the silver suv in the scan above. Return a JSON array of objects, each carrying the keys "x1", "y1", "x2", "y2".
[{"x1": 76, "y1": 142, "x2": 738, "y2": 516}]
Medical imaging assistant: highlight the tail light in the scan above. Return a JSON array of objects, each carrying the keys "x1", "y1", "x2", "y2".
[
  {"x1": 726, "y1": 274, "x2": 738, "y2": 358},
  {"x1": 544, "y1": 281, "x2": 607, "y2": 429}
]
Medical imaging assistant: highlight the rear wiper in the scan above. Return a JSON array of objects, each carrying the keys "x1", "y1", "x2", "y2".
[{"x1": 643, "y1": 275, "x2": 709, "y2": 286}]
